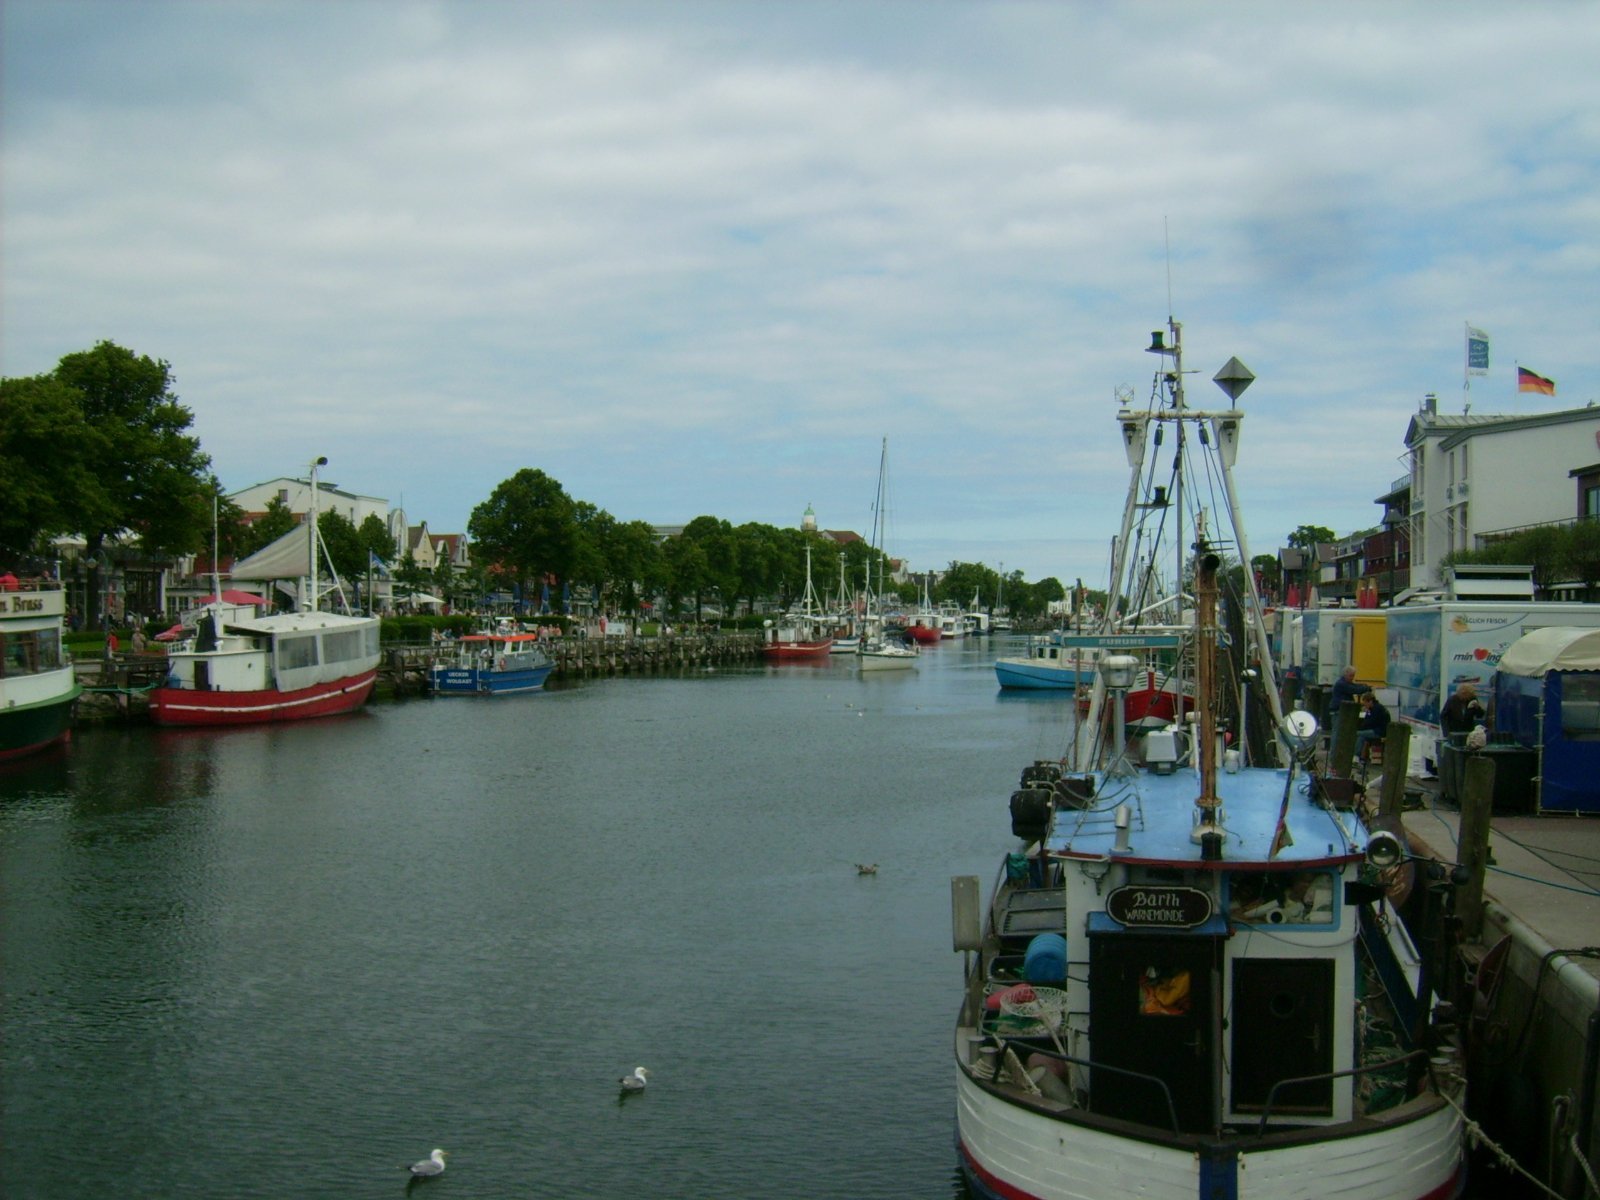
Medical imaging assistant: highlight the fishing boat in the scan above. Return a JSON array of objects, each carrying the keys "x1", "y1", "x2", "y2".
[
  {"x1": 429, "y1": 625, "x2": 553, "y2": 695},
  {"x1": 150, "y1": 458, "x2": 381, "y2": 726},
  {"x1": 994, "y1": 632, "x2": 1101, "y2": 690},
  {"x1": 856, "y1": 439, "x2": 919, "y2": 673},
  {"x1": 903, "y1": 576, "x2": 942, "y2": 645},
  {"x1": 0, "y1": 578, "x2": 81, "y2": 761},
  {"x1": 951, "y1": 320, "x2": 1466, "y2": 1200},
  {"x1": 763, "y1": 545, "x2": 834, "y2": 661}
]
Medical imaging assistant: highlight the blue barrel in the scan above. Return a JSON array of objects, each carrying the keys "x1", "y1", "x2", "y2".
[{"x1": 1023, "y1": 932, "x2": 1067, "y2": 983}]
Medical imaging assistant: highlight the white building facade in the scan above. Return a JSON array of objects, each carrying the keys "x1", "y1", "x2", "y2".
[{"x1": 1404, "y1": 400, "x2": 1600, "y2": 590}]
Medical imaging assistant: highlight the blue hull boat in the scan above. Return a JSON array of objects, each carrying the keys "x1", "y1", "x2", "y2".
[{"x1": 430, "y1": 630, "x2": 554, "y2": 696}]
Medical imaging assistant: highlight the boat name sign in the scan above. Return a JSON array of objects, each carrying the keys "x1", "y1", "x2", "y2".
[
  {"x1": 1105, "y1": 885, "x2": 1213, "y2": 929},
  {"x1": 1060, "y1": 634, "x2": 1181, "y2": 649}
]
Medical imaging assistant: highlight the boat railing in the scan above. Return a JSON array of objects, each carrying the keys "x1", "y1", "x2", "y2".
[
  {"x1": 1249, "y1": 1049, "x2": 1430, "y2": 1137},
  {"x1": 989, "y1": 1039, "x2": 1181, "y2": 1135},
  {"x1": 981, "y1": 1041, "x2": 1433, "y2": 1140}
]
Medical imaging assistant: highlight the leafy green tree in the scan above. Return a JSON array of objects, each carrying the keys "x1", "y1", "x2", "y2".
[
  {"x1": 468, "y1": 469, "x2": 577, "y2": 611},
  {"x1": 570, "y1": 502, "x2": 616, "y2": 608},
  {"x1": 49, "y1": 342, "x2": 213, "y2": 622},
  {"x1": 237, "y1": 495, "x2": 297, "y2": 557},
  {"x1": 0, "y1": 374, "x2": 106, "y2": 561},
  {"x1": 1287, "y1": 524, "x2": 1335, "y2": 550},
  {"x1": 730, "y1": 522, "x2": 783, "y2": 615},
  {"x1": 661, "y1": 535, "x2": 708, "y2": 616},
  {"x1": 316, "y1": 510, "x2": 366, "y2": 584},
  {"x1": 602, "y1": 520, "x2": 664, "y2": 616},
  {"x1": 357, "y1": 513, "x2": 393, "y2": 567},
  {"x1": 680, "y1": 515, "x2": 737, "y2": 613},
  {"x1": 1252, "y1": 553, "x2": 1281, "y2": 595}
]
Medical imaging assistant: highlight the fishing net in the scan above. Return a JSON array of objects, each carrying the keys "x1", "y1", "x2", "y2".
[{"x1": 995, "y1": 985, "x2": 1068, "y2": 1053}]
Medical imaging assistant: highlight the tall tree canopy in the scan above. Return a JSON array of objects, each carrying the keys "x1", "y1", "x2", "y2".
[
  {"x1": 0, "y1": 374, "x2": 105, "y2": 562},
  {"x1": 468, "y1": 468, "x2": 578, "y2": 607},
  {"x1": 2, "y1": 342, "x2": 212, "y2": 617}
]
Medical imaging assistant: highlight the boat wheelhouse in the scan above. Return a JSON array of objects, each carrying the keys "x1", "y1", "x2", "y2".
[{"x1": 0, "y1": 581, "x2": 81, "y2": 761}]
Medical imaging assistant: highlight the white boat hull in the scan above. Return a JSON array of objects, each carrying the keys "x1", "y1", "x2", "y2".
[{"x1": 956, "y1": 1062, "x2": 1465, "y2": 1200}]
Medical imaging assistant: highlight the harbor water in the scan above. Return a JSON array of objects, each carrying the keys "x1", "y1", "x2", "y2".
[{"x1": 1, "y1": 638, "x2": 1072, "y2": 1199}]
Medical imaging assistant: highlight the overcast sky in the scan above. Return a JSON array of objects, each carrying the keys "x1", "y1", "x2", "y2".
[{"x1": 4, "y1": 1, "x2": 1596, "y2": 587}]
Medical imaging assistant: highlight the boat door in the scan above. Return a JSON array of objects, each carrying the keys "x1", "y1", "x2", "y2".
[{"x1": 1088, "y1": 929, "x2": 1220, "y2": 1133}]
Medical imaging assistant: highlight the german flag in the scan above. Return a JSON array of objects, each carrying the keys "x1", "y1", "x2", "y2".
[{"x1": 1518, "y1": 366, "x2": 1556, "y2": 395}]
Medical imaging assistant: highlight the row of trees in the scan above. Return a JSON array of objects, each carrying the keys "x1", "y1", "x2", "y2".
[
  {"x1": 465, "y1": 469, "x2": 1070, "y2": 620},
  {"x1": 3, "y1": 340, "x2": 1075, "y2": 622}
]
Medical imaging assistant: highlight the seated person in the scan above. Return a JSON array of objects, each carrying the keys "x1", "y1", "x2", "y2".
[{"x1": 1354, "y1": 692, "x2": 1391, "y2": 763}]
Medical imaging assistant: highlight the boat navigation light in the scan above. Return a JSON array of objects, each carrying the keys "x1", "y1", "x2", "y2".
[{"x1": 1366, "y1": 830, "x2": 1407, "y2": 870}]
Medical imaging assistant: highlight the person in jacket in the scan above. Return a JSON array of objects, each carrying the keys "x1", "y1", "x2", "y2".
[
  {"x1": 1441, "y1": 682, "x2": 1486, "y2": 737},
  {"x1": 1328, "y1": 666, "x2": 1371, "y2": 733},
  {"x1": 1355, "y1": 691, "x2": 1391, "y2": 764}
]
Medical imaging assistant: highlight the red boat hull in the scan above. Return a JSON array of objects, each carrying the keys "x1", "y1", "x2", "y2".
[
  {"x1": 904, "y1": 624, "x2": 942, "y2": 645},
  {"x1": 763, "y1": 640, "x2": 834, "y2": 661},
  {"x1": 149, "y1": 670, "x2": 377, "y2": 726},
  {"x1": 1076, "y1": 672, "x2": 1192, "y2": 724}
]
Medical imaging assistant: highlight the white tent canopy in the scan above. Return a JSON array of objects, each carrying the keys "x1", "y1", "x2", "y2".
[{"x1": 1498, "y1": 627, "x2": 1600, "y2": 676}]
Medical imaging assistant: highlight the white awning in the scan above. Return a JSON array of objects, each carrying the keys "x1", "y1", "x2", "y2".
[
  {"x1": 1498, "y1": 626, "x2": 1600, "y2": 676},
  {"x1": 399, "y1": 591, "x2": 445, "y2": 606}
]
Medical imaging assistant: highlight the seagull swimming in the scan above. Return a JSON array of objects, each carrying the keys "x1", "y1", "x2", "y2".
[
  {"x1": 409, "y1": 1149, "x2": 449, "y2": 1178},
  {"x1": 618, "y1": 1066, "x2": 651, "y2": 1094}
]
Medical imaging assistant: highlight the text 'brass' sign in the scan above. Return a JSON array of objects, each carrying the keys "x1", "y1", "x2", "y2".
[{"x1": 1106, "y1": 885, "x2": 1213, "y2": 929}]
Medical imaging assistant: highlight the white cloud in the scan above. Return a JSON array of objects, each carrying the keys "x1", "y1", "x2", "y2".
[{"x1": 3, "y1": 0, "x2": 1597, "y2": 581}]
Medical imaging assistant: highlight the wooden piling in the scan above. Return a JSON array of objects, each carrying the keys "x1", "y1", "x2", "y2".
[
  {"x1": 1378, "y1": 722, "x2": 1413, "y2": 820},
  {"x1": 1456, "y1": 755, "x2": 1496, "y2": 943}
]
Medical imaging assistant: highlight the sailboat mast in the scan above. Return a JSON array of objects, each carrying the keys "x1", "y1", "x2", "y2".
[{"x1": 306, "y1": 455, "x2": 327, "y2": 614}]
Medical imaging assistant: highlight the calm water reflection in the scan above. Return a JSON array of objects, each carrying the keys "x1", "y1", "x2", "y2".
[{"x1": 2, "y1": 638, "x2": 1070, "y2": 1198}]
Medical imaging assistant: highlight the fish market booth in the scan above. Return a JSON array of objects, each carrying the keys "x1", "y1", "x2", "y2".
[{"x1": 1492, "y1": 626, "x2": 1600, "y2": 814}]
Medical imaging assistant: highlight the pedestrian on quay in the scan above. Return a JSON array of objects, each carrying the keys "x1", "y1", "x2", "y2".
[
  {"x1": 103, "y1": 631, "x2": 119, "y2": 662},
  {"x1": 1441, "y1": 682, "x2": 1486, "y2": 737},
  {"x1": 131, "y1": 626, "x2": 147, "y2": 654},
  {"x1": 1328, "y1": 666, "x2": 1371, "y2": 730}
]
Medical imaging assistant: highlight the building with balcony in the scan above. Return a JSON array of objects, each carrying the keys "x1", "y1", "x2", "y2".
[{"x1": 1402, "y1": 397, "x2": 1600, "y2": 590}]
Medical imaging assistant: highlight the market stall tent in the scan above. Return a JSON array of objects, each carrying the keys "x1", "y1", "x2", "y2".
[{"x1": 1493, "y1": 626, "x2": 1600, "y2": 813}]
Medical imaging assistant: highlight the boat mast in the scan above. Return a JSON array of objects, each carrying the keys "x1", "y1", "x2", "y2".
[
  {"x1": 306, "y1": 455, "x2": 327, "y2": 614},
  {"x1": 210, "y1": 492, "x2": 223, "y2": 602}
]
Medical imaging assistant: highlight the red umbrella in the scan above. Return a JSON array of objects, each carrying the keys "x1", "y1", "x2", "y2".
[
  {"x1": 153, "y1": 623, "x2": 187, "y2": 642},
  {"x1": 198, "y1": 590, "x2": 269, "y2": 605}
]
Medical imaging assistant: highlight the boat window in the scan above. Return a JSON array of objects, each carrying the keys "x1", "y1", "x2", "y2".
[
  {"x1": 277, "y1": 635, "x2": 318, "y2": 670},
  {"x1": 1226, "y1": 870, "x2": 1336, "y2": 926},
  {"x1": 0, "y1": 629, "x2": 59, "y2": 678},
  {"x1": 322, "y1": 629, "x2": 364, "y2": 665}
]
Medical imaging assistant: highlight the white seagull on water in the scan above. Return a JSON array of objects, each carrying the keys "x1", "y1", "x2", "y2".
[
  {"x1": 408, "y1": 1149, "x2": 449, "y2": 1179},
  {"x1": 618, "y1": 1066, "x2": 651, "y2": 1094}
]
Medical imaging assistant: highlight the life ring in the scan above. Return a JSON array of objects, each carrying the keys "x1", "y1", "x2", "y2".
[{"x1": 497, "y1": 657, "x2": 508, "y2": 670}]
